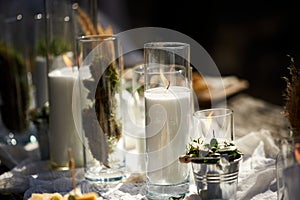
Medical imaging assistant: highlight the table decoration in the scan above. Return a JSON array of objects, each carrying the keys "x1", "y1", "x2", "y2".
[
  {"x1": 180, "y1": 137, "x2": 243, "y2": 200},
  {"x1": 144, "y1": 42, "x2": 192, "y2": 199},
  {"x1": 33, "y1": 8, "x2": 75, "y2": 163},
  {"x1": 77, "y1": 34, "x2": 125, "y2": 182},
  {"x1": 0, "y1": 129, "x2": 277, "y2": 200},
  {"x1": 45, "y1": 0, "x2": 105, "y2": 170},
  {"x1": 45, "y1": 0, "x2": 76, "y2": 170},
  {"x1": 276, "y1": 56, "x2": 300, "y2": 199},
  {"x1": 0, "y1": 94, "x2": 282, "y2": 199},
  {"x1": 282, "y1": 56, "x2": 300, "y2": 137},
  {"x1": 0, "y1": 15, "x2": 37, "y2": 145},
  {"x1": 185, "y1": 108, "x2": 243, "y2": 200},
  {"x1": 48, "y1": 66, "x2": 84, "y2": 169},
  {"x1": 276, "y1": 136, "x2": 300, "y2": 200}
]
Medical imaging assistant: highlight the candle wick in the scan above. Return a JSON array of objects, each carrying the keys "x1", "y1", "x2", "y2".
[
  {"x1": 213, "y1": 130, "x2": 215, "y2": 138},
  {"x1": 166, "y1": 80, "x2": 170, "y2": 90}
]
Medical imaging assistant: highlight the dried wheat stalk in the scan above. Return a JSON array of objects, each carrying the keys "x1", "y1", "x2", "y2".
[
  {"x1": 75, "y1": 5, "x2": 121, "y2": 166},
  {"x1": 76, "y1": 6, "x2": 97, "y2": 35},
  {"x1": 282, "y1": 55, "x2": 300, "y2": 129},
  {"x1": 76, "y1": 5, "x2": 113, "y2": 35}
]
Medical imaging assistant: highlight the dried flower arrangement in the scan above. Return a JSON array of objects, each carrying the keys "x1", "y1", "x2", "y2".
[
  {"x1": 75, "y1": 5, "x2": 122, "y2": 167},
  {"x1": 282, "y1": 56, "x2": 300, "y2": 136}
]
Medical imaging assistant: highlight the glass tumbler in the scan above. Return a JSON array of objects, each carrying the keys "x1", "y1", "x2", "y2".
[{"x1": 193, "y1": 108, "x2": 234, "y2": 144}]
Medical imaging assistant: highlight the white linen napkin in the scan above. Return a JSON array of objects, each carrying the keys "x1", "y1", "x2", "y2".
[{"x1": 235, "y1": 129, "x2": 278, "y2": 200}]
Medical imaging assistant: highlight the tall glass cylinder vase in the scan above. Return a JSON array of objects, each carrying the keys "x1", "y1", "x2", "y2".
[
  {"x1": 144, "y1": 42, "x2": 191, "y2": 199},
  {"x1": 77, "y1": 35, "x2": 125, "y2": 182},
  {"x1": 45, "y1": 0, "x2": 105, "y2": 170},
  {"x1": 45, "y1": 0, "x2": 82, "y2": 170},
  {"x1": 33, "y1": 12, "x2": 48, "y2": 110},
  {"x1": 0, "y1": 14, "x2": 37, "y2": 145}
]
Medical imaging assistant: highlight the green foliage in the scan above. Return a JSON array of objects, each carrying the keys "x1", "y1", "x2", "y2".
[
  {"x1": 185, "y1": 137, "x2": 243, "y2": 164},
  {"x1": 0, "y1": 41, "x2": 30, "y2": 132},
  {"x1": 82, "y1": 50, "x2": 122, "y2": 164},
  {"x1": 35, "y1": 37, "x2": 71, "y2": 56}
]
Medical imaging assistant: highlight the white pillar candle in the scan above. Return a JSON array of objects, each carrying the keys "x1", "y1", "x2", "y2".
[
  {"x1": 145, "y1": 86, "x2": 191, "y2": 184},
  {"x1": 48, "y1": 67, "x2": 83, "y2": 168}
]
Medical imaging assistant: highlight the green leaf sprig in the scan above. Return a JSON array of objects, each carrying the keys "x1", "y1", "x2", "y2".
[
  {"x1": 180, "y1": 137, "x2": 243, "y2": 164},
  {"x1": 35, "y1": 37, "x2": 71, "y2": 57}
]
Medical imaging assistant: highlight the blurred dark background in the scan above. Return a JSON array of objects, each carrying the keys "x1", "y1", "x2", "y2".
[
  {"x1": 99, "y1": 0, "x2": 300, "y2": 106},
  {"x1": 1, "y1": 0, "x2": 299, "y2": 106}
]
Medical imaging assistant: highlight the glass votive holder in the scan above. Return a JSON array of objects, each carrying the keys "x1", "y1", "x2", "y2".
[{"x1": 193, "y1": 108, "x2": 234, "y2": 144}]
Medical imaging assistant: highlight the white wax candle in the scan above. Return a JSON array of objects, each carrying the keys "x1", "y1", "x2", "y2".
[
  {"x1": 145, "y1": 86, "x2": 191, "y2": 184},
  {"x1": 48, "y1": 67, "x2": 83, "y2": 168}
]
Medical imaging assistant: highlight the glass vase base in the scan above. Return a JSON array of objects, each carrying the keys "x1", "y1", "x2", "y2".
[
  {"x1": 85, "y1": 166, "x2": 126, "y2": 182},
  {"x1": 146, "y1": 180, "x2": 189, "y2": 200}
]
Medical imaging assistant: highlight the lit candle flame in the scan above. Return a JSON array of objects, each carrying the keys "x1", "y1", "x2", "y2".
[
  {"x1": 206, "y1": 111, "x2": 215, "y2": 138},
  {"x1": 160, "y1": 67, "x2": 175, "y2": 90},
  {"x1": 295, "y1": 142, "x2": 300, "y2": 164},
  {"x1": 160, "y1": 68, "x2": 169, "y2": 88},
  {"x1": 62, "y1": 54, "x2": 73, "y2": 68},
  {"x1": 207, "y1": 111, "x2": 214, "y2": 126}
]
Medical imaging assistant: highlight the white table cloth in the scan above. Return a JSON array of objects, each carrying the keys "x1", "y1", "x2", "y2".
[{"x1": 0, "y1": 129, "x2": 279, "y2": 200}]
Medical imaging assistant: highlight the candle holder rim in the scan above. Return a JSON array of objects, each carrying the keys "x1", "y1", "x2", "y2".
[
  {"x1": 144, "y1": 41, "x2": 190, "y2": 49},
  {"x1": 77, "y1": 34, "x2": 117, "y2": 42},
  {"x1": 193, "y1": 108, "x2": 233, "y2": 119},
  {"x1": 190, "y1": 155, "x2": 243, "y2": 164}
]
